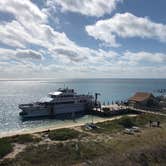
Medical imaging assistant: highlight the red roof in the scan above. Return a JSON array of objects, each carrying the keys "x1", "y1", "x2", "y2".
[{"x1": 129, "y1": 92, "x2": 154, "y2": 102}]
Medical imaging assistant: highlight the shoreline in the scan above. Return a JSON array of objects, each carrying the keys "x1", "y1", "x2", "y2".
[{"x1": 0, "y1": 114, "x2": 137, "y2": 138}]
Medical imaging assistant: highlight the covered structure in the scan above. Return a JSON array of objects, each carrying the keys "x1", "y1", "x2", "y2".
[{"x1": 128, "y1": 92, "x2": 158, "y2": 108}]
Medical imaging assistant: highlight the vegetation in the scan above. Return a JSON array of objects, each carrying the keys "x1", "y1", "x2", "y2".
[
  {"x1": 6, "y1": 134, "x2": 41, "y2": 144},
  {"x1": 0, "y1": 114, "x2": 166, "y2": 165},
  {"x1": 0, "y1": 138, "x2": 13, "y2": 159},
  {"x1": 0, "y1": 134, "x2": 40, "y2": 159},
  {"x1": 0, "y1": 141, "x2": 109, "y2": 166},
  {"x1": 1, "y1": 126, "x2": 166, "y2": 166},
  {"x1": 133, "y1": 113, "x2": 165, "y2": 126},
  {"x1": 48, "y1": 128, "x2": 81, "y2": 141},
  {"x1": 118, "y1": 116, "x2": 135, "y2": 128},
  {"x1": 86, "y1": 113, "x2": 166, "y2": 134}
]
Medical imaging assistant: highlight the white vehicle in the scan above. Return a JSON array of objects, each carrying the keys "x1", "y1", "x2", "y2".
[
  {"x1": 124, "y1": 128, "x2": 134, "y2": 135},
  {"x1": 19, "y1": 88, "x2": 99, "y2": 118},
  {"x1": 132, "y1": 126, "x2": 140, "y2": 132}
]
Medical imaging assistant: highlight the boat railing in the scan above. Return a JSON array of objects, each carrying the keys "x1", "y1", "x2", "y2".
[{"x1": 51, "y1": 95, "x2": 92, "y2": 101}]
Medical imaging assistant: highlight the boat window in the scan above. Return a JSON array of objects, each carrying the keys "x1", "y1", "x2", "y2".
[
  {"x1": 60, "y1": 95, "x2": 74, "y2": 97},
  {"x1": 55, "y1": 101, "x2": 74, "y2": 104},
  {"x1": 80, "y1": 100, "x2": 87, "y2": 103}
]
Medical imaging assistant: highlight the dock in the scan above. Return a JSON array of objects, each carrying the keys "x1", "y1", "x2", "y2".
[
  {"x1": 90, "y1": 104, "x2": 166, "y2": 117},
  {"x1": 90, "y1": 104, "x2": 139, "y2": 117}
]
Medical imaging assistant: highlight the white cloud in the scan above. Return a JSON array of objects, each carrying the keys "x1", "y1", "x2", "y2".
[
  {"x1": 47, "y1": 0, "x2": 122, "y2": 17},
  {"x1": 0, "y1": 1, "x2": 166, "y2": 79},
  {"x1": 0, "y1": 48, "x2": 43, "y2": 62},
  {"x1": 0, "y1": 0, "x2": 47, "y2": 23},
  {"x1": 0, "y1": 48, "x2": 166, "y2": 78},
  {"x1": 15, "y1": 49, "x2": 43, "y2": 61},
  {"x1": 123, "y1": 51, "x2": 166, "y2": 65},
  {"x1": 86, "y1": 13, "x2": 166, "y2": 47},
  {"x1": 0, "y1": 0, "x2": 120, "y2": 78}
]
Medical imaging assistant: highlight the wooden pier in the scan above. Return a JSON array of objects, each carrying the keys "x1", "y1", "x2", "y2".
[
  {"x1": 90, "y1": 104, "x2": 140, "y2": 117},
  {"x1": 90, "y1": 104, "x2": 166, "y2": 117}
]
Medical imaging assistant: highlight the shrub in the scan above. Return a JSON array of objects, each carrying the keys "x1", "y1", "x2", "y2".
[
  {"x1": 9, "y1": 134, "x2": 40, "y2": 144},
  {"x1": 119, "y1": 117, "x2": 135, "y2": 128},
  {"x1": 48, "y1": 128, "x2": 80, "y2": 141},
  {"x1": 0, "y1": 138, "x2": 13, "y2": 159}
]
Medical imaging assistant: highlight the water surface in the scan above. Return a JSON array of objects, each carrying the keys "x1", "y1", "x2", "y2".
[{"x1": 0, "y1": 78, "x2": 165, "y2": 134}]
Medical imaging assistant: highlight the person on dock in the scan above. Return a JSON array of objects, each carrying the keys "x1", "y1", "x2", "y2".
[{"x1": 157, "y1": 121, "x2": 160, "y2": 127}]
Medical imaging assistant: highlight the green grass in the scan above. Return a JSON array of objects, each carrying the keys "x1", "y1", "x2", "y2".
[
  {"x1": 0, "y1": 141, "x2": 110, "y2": 166},
  {"x1": 118, "y1": 116, "x2": 135, "y2": 128},
  {"x1": 4, "y1": 134, "x2": 41, "y2": 144},
  {"x1": 132, "y1": 113, "x2": 166, "y2": 126},
  {"x1": 85, "y1": 114, "x2": 166, "y2": 134},
  {"x1": 1, "y1": 127, "x2": 166, "y2": 166},
  {"x1": 0, "y1": 138, "x2": 13, "y2": 159},
  {"x1": 84, "y1": 116, "x2": 135, "y2": 134},
  {"x1": 48, "y1": 128, "x2": 81, "y2": 141},
  {"x1": 0, "y1": 134, "x2": 40, "y2": 159},
  {"x1": 90, "y1": 119, "x2": 123, "y2": 134},
  {"x1": 0, "y1": 114, "x2": 165, "y2": 165}
]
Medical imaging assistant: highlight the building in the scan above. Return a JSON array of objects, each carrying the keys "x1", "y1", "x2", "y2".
[{"x1": 128, "y1": 92, "x2": 158, "y2": 108}]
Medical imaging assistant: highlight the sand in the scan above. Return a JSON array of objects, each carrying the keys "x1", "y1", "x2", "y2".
[{"x1": 0, "y1": 115, "x2": 137, "y2": 138}]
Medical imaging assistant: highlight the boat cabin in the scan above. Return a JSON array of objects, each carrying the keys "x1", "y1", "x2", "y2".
[{"x1": 48, "y1": 88, "x2": 75, "y2": 98}]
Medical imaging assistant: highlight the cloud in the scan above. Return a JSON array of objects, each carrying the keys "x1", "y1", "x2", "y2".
[
  {"x1": 86, "y1": 13, "x2": 166, "y2": 47},
  {"x1": 0, "y1": 48, "x2": 43, "y2": 62},
  {"x1": 0, "y1": 0, "x2": 120, "y2": 78},
  {"x1": 0, "y1": 0, "x2": 47, "y2": 23},
  {"x1": 0, "y1": 1, "x2": 166, "y2": 79},
  {"x1": 52, "y1": 48, "x2": 86, "y2": 62},
  {"x1": 0, "y1": 48, "x2": 166, "y2": 78},
  {"x1": 47, "y1": 0, "x2": 122, "y2": 17},
  {"x1": 0, "y1": 0, "x2": 47, "y2": 48},
  {"x1": 15, "y1": 49, "x2": 43, "y2": 61},
  {"x1": 122, "y1": 51, "x2": 166, "y2": 65}
]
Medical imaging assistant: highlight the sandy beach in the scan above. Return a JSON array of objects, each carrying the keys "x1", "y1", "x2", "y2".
[{"x1": 0, "y1": 115, "x2": 137, "y2": 138}]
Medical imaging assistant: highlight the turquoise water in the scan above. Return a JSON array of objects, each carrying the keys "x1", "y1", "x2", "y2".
[{"x1": 0, "y1": 78, "x2": 166, "y2": 133}]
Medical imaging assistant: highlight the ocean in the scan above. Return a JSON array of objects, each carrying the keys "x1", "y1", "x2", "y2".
[{"x1": 0, "y1": 78, "x2": 166, "y2": 134}]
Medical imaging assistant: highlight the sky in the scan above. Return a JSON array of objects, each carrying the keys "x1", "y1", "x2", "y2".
[{"x1": 0, "y1": 0, "x2": 166, "y2": 79}]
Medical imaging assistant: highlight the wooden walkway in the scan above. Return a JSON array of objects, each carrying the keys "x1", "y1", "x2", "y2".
[{"x1": 102, "y1": 104, "x2": 166, "y2": 117}]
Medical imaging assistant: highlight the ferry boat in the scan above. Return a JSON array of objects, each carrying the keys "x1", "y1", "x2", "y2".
[{"x1": 19, "y1": 88, "x2": 100, "y2": 118}]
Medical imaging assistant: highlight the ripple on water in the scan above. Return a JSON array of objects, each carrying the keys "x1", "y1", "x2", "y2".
[{"x1": 0, "y1": 79, "x2": 166, "y2": 133}]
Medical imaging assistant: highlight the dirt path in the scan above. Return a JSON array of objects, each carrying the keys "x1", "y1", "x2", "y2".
[
  {"x1": 128, "y1": 107, "x2": 166, "y2": 117},
  {"x1": 3, "y1": 143, "x2": 26, "y2": 159}
]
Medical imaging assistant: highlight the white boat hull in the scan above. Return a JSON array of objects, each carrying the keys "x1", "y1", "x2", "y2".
[{"x1": 19, "y1": 103, "x2": 90, "y2": 118}]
